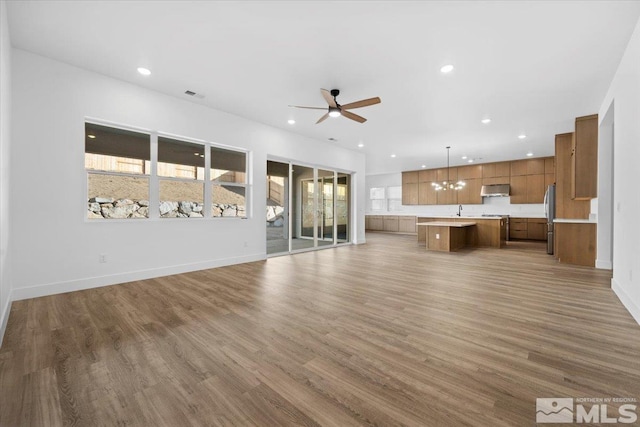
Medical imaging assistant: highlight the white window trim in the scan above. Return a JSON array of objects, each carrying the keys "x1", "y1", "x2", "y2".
[{"x1": 84, "y1": 119, "x2": 251, "y2": 222}]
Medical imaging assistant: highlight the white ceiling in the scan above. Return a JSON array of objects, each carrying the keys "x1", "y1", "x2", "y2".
[{"x1": 6, "y1": 1, "x2": 640, "y2": 175}]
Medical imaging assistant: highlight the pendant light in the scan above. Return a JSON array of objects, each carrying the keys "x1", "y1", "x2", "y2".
[{"x1": 432, "y1": 146, "x2": 466, "y2": 191}]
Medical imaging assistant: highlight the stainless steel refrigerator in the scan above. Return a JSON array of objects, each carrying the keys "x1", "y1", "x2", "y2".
[{"x1": 544, "y1": 184, "x2": 556, "y2": 255}]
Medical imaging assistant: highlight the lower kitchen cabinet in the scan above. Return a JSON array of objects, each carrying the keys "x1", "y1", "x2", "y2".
[
  {"x1": 510, "y1": 218, "x2": 547, "y2": 241},
  {"x1": 510, "y1": 218, "x2": 528, "y2": 240},
  {"x1": 383, "y1": 216, "x2": 399, "y2": 232},
  {"x1": 366, "y1": 215, "x2": 417, "y2": 234},
  {"x1": 367, "y1": 215, "x2": 384, "y2": 231},
  {"x1": 398, "y1": 216, "x2": 417, "y2": 233},
  {"x1": 527, "y1": 219, "x2": 546, "y2": 240},
  {"x1": 555, "y1": 222, "x2": 596, "y2": 267}
]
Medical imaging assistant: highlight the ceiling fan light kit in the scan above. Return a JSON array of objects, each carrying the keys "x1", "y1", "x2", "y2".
[{"x1": 290, "y1": 88, "x2": 381, "y2": 124}]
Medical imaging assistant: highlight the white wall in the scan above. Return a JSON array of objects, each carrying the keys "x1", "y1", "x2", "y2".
[
  {"x1": 0, "y1": 0, "x2": 12, "y2": 346},
  {"x1": 366, "y1": 172, "x2": 546, "y2": 217},
  {"x1": 599, "y1": 17, "x2": 640, "y2": 324},
  {"x1": 8, "y1": 49, "x2": 365, "y2": 303}
]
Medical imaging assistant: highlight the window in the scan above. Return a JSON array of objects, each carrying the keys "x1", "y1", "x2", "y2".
[
  {"x1": 211, "y1": 146, "x2": 247, "y2": 218},
  {"x1": 369, "y1": 187, "x2": 385, "y2": 211},
  {"x1": 85, "y1": 123, "x2": 151, "y2": 219},
  {"x1": 387, "y1": 186, "x2": 402, "y2": 211},
  {"x1": 158, "y1": 137, "x2": 205, "y2": 218},
  {"x1": 85, "y1": 122, "x2": 250, "y2": 221}
]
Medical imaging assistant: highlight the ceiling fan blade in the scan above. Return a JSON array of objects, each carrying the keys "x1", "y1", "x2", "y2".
[
  {"x1": 288, "y1": 105, "x2": 326, "y2": 110},
  {"x1": 340, "y1": 97, "x2": 381, "y2": 110},
  {"x1": 341, "y1": 110, "x2": 367, "y2": 123},
  {"x1": 316, "y1": 113, "x2": 330, "y2": 124},
  {"x1": 321, "y1": 89, "x2": 337, "y2": 108}
]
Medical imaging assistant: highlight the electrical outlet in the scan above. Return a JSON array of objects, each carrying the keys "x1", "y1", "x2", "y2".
[
  {"x1": 99, "y1": 254, "x2": 107, "y2": 263},
  {"x1": 436, "y1": 233, "x2": 440, "y2": 240}
]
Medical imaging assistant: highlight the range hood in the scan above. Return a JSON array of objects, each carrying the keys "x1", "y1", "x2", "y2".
[{"x1": 481, "y1": 184, "x2": 510, "y2": 197}]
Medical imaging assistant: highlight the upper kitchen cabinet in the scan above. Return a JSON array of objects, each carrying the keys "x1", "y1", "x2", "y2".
[
  {"x1": 418, "y1": 169, "x2": 437, "y2": 205},
  {"x1": 482, "y1": 162, "x2": 510, "y2": 185},
  {"x1": 555, "y1": 133, "x2": 590, "y2": 219},
  {"x1": 572, "y1": 114, "x2": 598, "y2": 200},
  {"x1": 511, "y1": 158, "x2": 544, "y2": 176},
  {"x1": 457, "y1": 165, "x2": 482, "y2": 180},
  {"x1": 436, "y1": 167, "x2": 458, "y2": 205},
  {"x1": 510, "y1": 160, "x2": 528, "y2": 176},
  {"x1": 456, "y1": 165, "x2": 482, "y2": 205},
  {"x1": 457, "y1": 178, "x2": 482, "y2": 204},
  {"x1": 509, "y1": 175, "x2": 527, "y2": 204},
  {"x1": 402, "y1": 171, "x2": 419, "y2": 205}
]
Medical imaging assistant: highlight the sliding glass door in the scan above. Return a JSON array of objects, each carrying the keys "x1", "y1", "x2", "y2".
[{"x1": 266, "y1": 160, "x2": 351, "y2": 255}]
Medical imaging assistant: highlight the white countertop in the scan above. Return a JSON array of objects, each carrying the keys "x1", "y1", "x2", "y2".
[
  {"x1": 554, "y1": 218, "x2": 597, "y2": 224},
  {"x1": 417, "y1": 221, "x2": 477, "y2": 227},
  {"x1": 416, "y1": 215, "x2": 502, "y2": 220}
]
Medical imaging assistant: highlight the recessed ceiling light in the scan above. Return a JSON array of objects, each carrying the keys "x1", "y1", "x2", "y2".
[
  {"x1": 440, "y1": 64, "x2": 454, "y2": 74},
  {"x1": 137, "y1": 67, "x2": 151, "y2": 76},
  {"x1": 526, "y1": 152, "x2": 533, "y2": 157},
  {"x1": 287, "y1": 119, "x2": 295, "y2": 125},
  {"x1": 200, "y1": 154, "x2": 204, "y2": 158},
  {"x1": 421, "y1": 164, "x2": 426, "y2": 168},
  {"x1": 357, "y1": 143, "x2": 364, "y2": 148},
  {"x1": 481, "y1": 118, "x2": 491, "y2": 124},
  {"x1": 461, "y1": 155, "x2": 467, "y2": 160},
  {"x1": 468, "y1": 159, "x2": 474, "y2": 163},
  {"x1": 194, "y1": 152, "x2": 200, "y2": 156},
  {"x1": 328, "y1": 137, "x2": 337, "y2": 142},
  {"x1": 87, "y1": 134, "x2": 96, "y2": 139},
  {"x1": 518, "y1": 134, "x2": 527, "y2": 139},
  {"x1": 390, "y1": 154, "x2": 396, "y2": 158}
]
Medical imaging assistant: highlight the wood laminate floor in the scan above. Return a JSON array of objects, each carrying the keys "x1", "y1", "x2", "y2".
[{"x1": 1, "y1": 233, "x2": 639, "y2": 426}]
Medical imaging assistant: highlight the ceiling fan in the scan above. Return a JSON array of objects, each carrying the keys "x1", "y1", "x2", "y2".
[{"x1": 289, "y1": 89, "x2": 381, "y2": 124}]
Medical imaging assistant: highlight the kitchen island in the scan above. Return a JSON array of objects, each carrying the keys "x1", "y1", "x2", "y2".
[
  {"x1": 417, "y1": 216, "x2": 507, "y2": 248},
  {"x1": 417, "y1": 221, "x2": 477, "y2": 252}
]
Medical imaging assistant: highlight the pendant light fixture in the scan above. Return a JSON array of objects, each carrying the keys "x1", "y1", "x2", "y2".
[{"x1": 432, "y1": 146, "x2": 466, "y2": 191}]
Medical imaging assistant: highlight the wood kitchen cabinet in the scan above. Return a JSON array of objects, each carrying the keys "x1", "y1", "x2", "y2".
[
  {"x1": 436, "y1": 167, "x2": 458, "y2": 205},
  {"x1": 510, "y1": 218, "x2": 528, "y2": 240},
  {"x1": 509, "y1": 218, "x2": 546, "y2": 240},
  {"x1": 398, "y1": 216, "x2": 417, "y2": 233},
  {"x1": 402, "y1": 172, "x2": 419, "y2": 205},
  {"x1": 509, "y1": 175, "x2": 527, "y2": 204},
  {"x1": 367, "y1": 215, "x2": 384, "y2": 231},
  {"x1": 457, "y1": 178, "x2": 482, "y2": 204},
  {"x1": 555, "y1": 133, "x2": 590, "y2": 219},
  {"x1": 526, "y1": 174, "x2": 545, "y2": 203},
  {"x1": 510, "y1": 160, "x2": 528, "y2": 177},
  {"x1": 383, "y1": 216, "x2": 399, "y2": 232},
  {"x1": 555, "y1": 222, "x2": 596, "y2": 266},
  {"x1": 572, "y1": 114, "x2": 598, "y2": 200},
  {"x1": 457, "y1": 165, "x2": 482, "y2": 180},
  {"x1": 402, "y1": 156, "x2": 553, "y2": 206},
  {"x1": 526, "y1": 218, "x2": 547, "y2": 240},
  {"x1": 418, "y1": 169, "x2": 437, "y2": 205},
  {"x1": 366, "y1": 215, "x2": 417, "y2": 234}
]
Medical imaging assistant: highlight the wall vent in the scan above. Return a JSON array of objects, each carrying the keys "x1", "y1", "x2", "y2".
[{"x1": 184, "y1": 90, "x2": 205, "y2": 99}]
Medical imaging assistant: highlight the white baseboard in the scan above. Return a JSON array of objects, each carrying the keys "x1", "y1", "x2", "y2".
[
  {"x1": 0, "y1": 289, "x2": 12, "y2": 349},
  {"x1": 11, "y1": 253, "x2": 266, "y2": 302},
  {"x1": 612, "y1": 278, "x2": 640, "y2": 326},
  {"x1": 596, "y1": 259, "x2": 613, "y2": 270}
]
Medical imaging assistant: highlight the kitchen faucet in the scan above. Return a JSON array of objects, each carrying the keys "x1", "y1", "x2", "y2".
[{"x1": 457, "y1": 204, "x2": 462, "y2": 216}]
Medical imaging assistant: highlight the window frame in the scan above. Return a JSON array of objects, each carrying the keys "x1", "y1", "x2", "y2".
[{"x1": 84, "y1": 119, "x2": 251, "y2": 222}]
